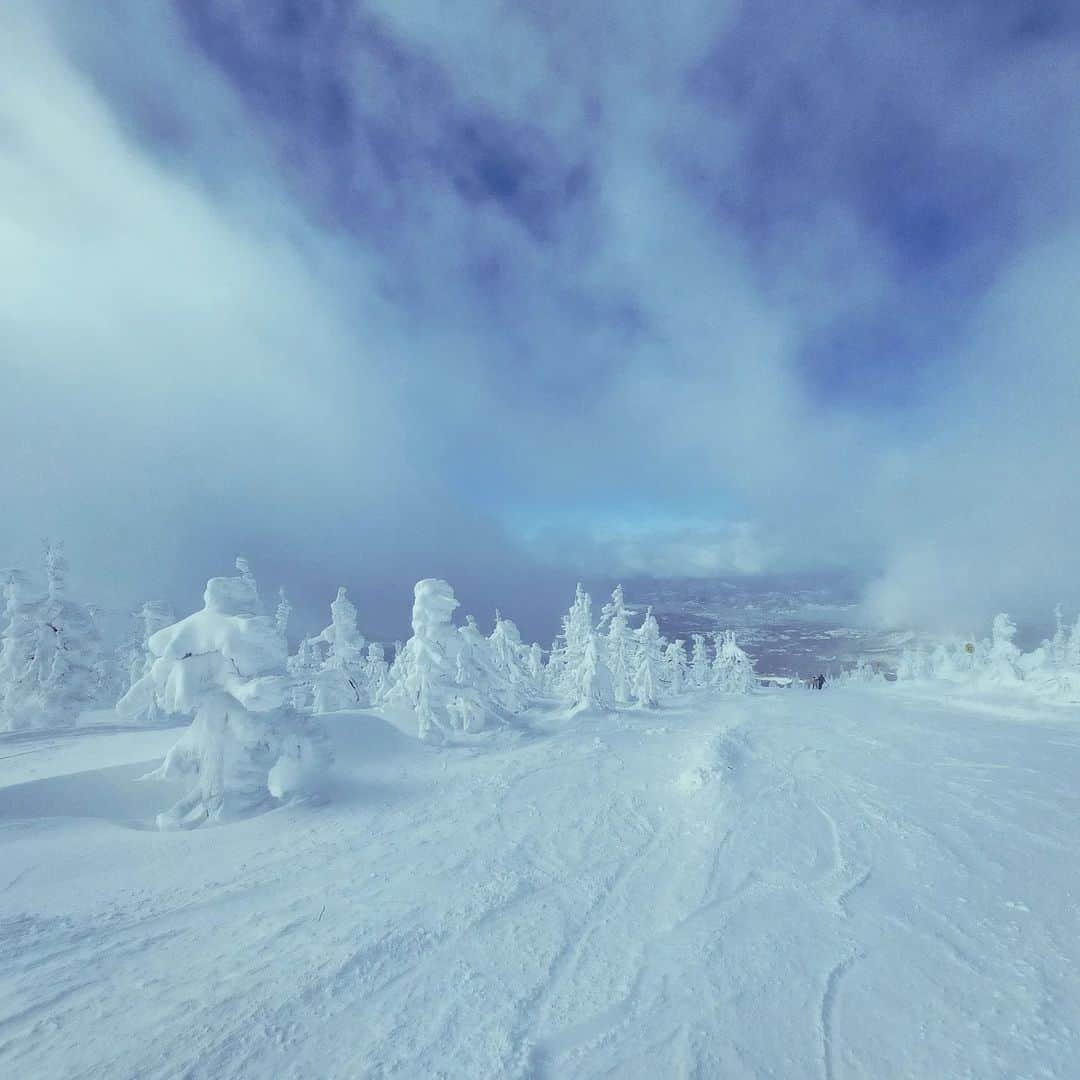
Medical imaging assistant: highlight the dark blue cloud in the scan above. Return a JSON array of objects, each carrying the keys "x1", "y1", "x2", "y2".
[
  {"x1": 681, "y1": 0, "x2": 1076, "y2": 404},
  {"x1": 175, "y1": 0, "x2": 593, "y2": 243}
]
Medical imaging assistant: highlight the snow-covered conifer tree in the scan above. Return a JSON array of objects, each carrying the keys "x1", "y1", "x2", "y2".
[
  {"x1": 632, "y1": 609, "x2": 665, "y2": 707},
  {"x1": 0, "y1": 544, "x2": 101, "y2": 731},
  {"x1": 837, "y1": 656, "x2": 886, "y2": 685},
  {"x1": 895, "y1": 645, "x2": 931, "y2": 681},
  {"x1": 274, "y1": 588, "x2": 291, "y2": 646},
  {"x1": 663, "y1": 639, "x2": 688, "y2": 696},
  {"x1": 311, "y1": 587, "x2": 368, "y2": 713},
  {"x1": 551, "y1": 584, "x2": 595, "y2": 701},
  {"x1": 118, "y1": 562, "x2": 331, "y2": 827},
  {"x1": 527, "y1": 642, "x2": 545, "y2": 687},
  {"x1": 985, "y1": 613, "x2": 1022, "y2": 685},
  {"x1": 690, "y1": 634, "x2": 710, "y2": 689},
  {"x1": 566, "y1": 631, "x2": 614, "y2": 712},
  {"x1": 599, "y1": 585, "x2": 634, "y2": 703},
  {"x1": 87, "y1": 604, "x2": 127, "y2": 707},
  {"x1": 1045, "y1": 606, "x2": 1068, "y2": 670},
  {"x1": 461, "y1": 614, "x2": 528, "y2": 718},
  {"x1": 235, "y1": 556, "x2": 261, "y2": 611},
  {"x1": 0, "y1": 570, "x2": 33, "y2": 730},
  {"x1": 382, "y1": 579, "x2": 507, "y2": 740},
  {"x1": 712, "y1": 630, "x2": 755, "y2": 694},
  {"x1": 286, "y1": 633, "x2": 328, "y2": 710},
  {"x1": 365, "y1": 642, "x2": 389, "y2": 704},
  {"x1": 117, "y1": 600, "x2": 175, "y2": 724},
  {"x1": 927, "y1": 642, "x2": 961, "y2": 682},
  {"x1": 545, "y1": 633, "x2": 566, "y2": 695},
  {"x1": 489, "y1": 611, "x2": 537, "y2": 699}
]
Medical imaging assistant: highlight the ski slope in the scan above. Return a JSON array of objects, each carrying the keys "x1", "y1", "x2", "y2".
[{"x1": 1, "y1": 686, "x2": 1077, "y2": 1078}]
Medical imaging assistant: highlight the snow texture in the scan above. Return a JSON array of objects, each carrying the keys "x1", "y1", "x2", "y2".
[{"x1": 1, "y1": 683, "x2": 1077, "y2": 1077}]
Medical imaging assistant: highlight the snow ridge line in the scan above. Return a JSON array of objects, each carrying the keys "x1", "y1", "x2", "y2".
[{"x1": 820, "y1": 952, "x2": 861, "y2": 1080}]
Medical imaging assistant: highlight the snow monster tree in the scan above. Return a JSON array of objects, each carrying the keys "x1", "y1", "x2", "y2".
[
  {"x1": 383, "y1": 579, "x2": 513, "y2": 740},
  {"x1": 118, "y1": 561, "x2": 331, "y2": 828}
]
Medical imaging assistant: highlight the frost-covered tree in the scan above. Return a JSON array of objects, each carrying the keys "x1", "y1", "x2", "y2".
[
  {"x1": 690, "y1": 634, "x2": 711, "y2": 689},
  {"x1": 663, "y1": 639, "x2": 688, "y2": 696},
  {"x1": 365, "y1": 642, "x2": 389, "y2": 704},
  {"x1": 566, "y1": 630, "x2": 614, "y2": 712},
  {"x1": 1044, "y1": 606, "x2": 1068, "y2": 669},
  {"x1": 0, "y1": 570, "x2": 32, "y2": 729},
  {"x1": 545, "y1": 633, "x2": 566, "y2": 695},
  {"x1": 599, "y1": 585, "x2": 634, "y2": 704},
  {"x1": 1064, "y1": 614, "x2": 1080, "y2": 671},
  {"x1": 895, "y1": 645, "x2": 932, "y2": 682},
  {"x1": 489, "y1": 611, "x2": 538, "y2": 700},
  {"x1": 984, "y1": 613, "x2": 1022, "y2": 684},
  {"x1": 527, "y1": 642, "x2": 546, "y2": 687},
  {"x1": 712, "y1": 630, "x2": 755, "y2": 694},
  {"x1": 891, "y1": 612, "x2": 1080, "y2": 700},
  {"x1": 117, "y1": 600, "x2": 175, "y2": 724},
  {"x1": 88, "y1": 604, "x2": 126, "y2": 707},
  {"x1": 632, "y1": 608, "x2": 665, "y2": 708},
  {"x1": 311, "y1": 587, "x2": 368, "y2": 713},
  {"x1": 0, "y1": 544, "x2": 101, "y2": 731},
  {"x1": 286, "y1": 633, "x2": 328, "y2": 710},
  {"x1": 457, "y1": 614, "x2": 526, "y2": 718},
  {"x1": 382, "y1": 579, "x2": 508, "y2": 740},
  {"x1": 274, "y1": 588, "x2": 291, "y2": 646},
  {"x1": 550, "y1": 584, "x2": 596, "y2": 702},
  {"x1": 837, "y1": 656, "x2": 886, "y2": 685},
  {"x1": 0, "y1": 571, "x2": 25, "y2": 647},
  {"x1": 235, "y1": 556, "x2": 261, "y2": 612},
  {"x1": 118, "y1": 563, "x2": 331, "y2": 828}
]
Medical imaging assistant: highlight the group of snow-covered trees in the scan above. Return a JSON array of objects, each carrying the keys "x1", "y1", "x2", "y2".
[
  {"x1": 0, "y1": 544, "x2": 104, "y2": 731},
  {"x1": 544, "y1": 583, "x2": 754, "y2": 713},
  {"x1": 0, "y1": 555, "x2": 759, "y2": 741},
  {"x1": 351, "y1": 578, "x2": 754, "y2": 741},
  {"x1": 894, "y1": 609, "x2": 1080, "y2": 700},
  {"x1": 0, "y1": 551, "x2": 756, "y2": 827}
]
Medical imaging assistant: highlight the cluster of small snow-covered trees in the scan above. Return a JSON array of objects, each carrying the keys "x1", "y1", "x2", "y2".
[
  {"x1": 287, "y1": 587, "x2": 379, "y2": 713},
  {"x1": 1, "y1": 552, "x2": 757, "y2": 826},
  {"x1": 0, "y1": 545, "x2": 104, "y2": 731},
  {"x1": 378, "y1": 580, "x2": 535, "y2": 740},
  {"x1": 275, "y1": 577, "x2": 754, "y2": 742},
  {"x1": 894, "y1": 609, "x2": 1080, "y2": 700},
  {"x1": 543, "y1": 583, "x2": 754, "y2": 714}
]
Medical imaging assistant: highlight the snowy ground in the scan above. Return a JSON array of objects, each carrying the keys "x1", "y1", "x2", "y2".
[{"x1": 1, "y1": 687, "x2": 1078, "y2": 1079}]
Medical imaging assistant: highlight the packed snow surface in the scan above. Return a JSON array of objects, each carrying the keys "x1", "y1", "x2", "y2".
[{"x1": 1, "y1": 685, "x2": 1078, "y2": 1078}]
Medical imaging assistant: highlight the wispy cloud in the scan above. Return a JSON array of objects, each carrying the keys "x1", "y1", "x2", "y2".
[{"x1": 2, "y1": 0, "x2": 1078, "y2": 637}]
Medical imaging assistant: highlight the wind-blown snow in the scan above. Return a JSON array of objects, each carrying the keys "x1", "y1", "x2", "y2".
[{"x1": 1, "y1": 684, "x2": 1077, "y2": 1077}]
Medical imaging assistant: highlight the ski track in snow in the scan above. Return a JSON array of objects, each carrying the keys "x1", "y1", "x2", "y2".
[{"x1": 1, "y1": 687, "x2": 1079, "y2": 1078}]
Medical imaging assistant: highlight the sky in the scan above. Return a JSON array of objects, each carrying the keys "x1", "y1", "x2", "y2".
[{"x1": 2, "y1": 0, "x2": 1079, "y2": 640}]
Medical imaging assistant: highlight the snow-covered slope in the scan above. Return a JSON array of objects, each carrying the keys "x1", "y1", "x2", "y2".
[{"x1": 1, "y1": 687, "x2": 1077, "y2": 1078}]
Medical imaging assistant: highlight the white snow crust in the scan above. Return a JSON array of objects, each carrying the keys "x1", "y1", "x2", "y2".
[{"x1": 2, "y1": 682, "x2": 1078, "y2": 1078}]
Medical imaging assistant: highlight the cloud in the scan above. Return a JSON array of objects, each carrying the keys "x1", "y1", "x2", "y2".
[
  {"x1": 863, "y1": 224, "x2": 1080, "y2": 629},
  {"x1": 2, "y1": 0, "x2": 1079, "y2": 641},
  {"x1": 522, "y1": 517, "x2": 769, "y2": 579}
]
